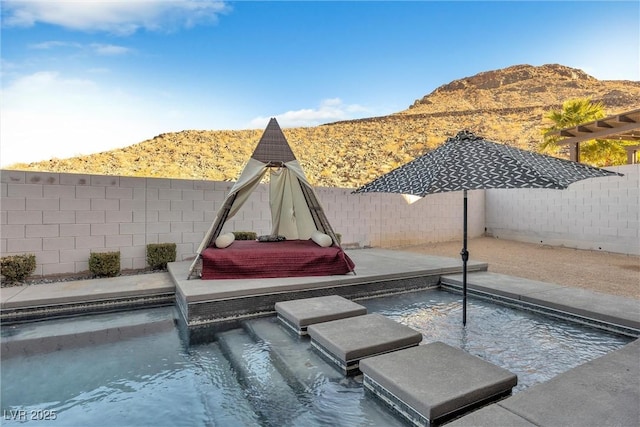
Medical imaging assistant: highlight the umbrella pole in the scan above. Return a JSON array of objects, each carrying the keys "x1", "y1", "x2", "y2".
[{"x1": 461, "y1": 189, "x2": 469, "y2": 326}]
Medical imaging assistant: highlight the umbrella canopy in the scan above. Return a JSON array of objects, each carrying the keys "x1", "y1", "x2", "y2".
[
  {"x1": 353, "y1": 130, "x2": 622, "y2": 325},
  {"x1": 355, "y1": 130, "x2": 620, "y2": 196}
]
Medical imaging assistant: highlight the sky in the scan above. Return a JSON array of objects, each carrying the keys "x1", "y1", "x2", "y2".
[{"x1": 1, "y1": 0, "x2": 639, "y2": 166}]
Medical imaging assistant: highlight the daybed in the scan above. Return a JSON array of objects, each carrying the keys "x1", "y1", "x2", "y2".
[{"x1": 200, "y1": 239, "x2": 355, "y2": 280}]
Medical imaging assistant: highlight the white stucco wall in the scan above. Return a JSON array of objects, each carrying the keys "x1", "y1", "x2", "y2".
[{"x1": 485, "y1": 164, "x2": 639, "y2": 255}]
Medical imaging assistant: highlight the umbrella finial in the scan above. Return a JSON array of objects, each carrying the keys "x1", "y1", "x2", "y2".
[{"x1": 455, "y1": 129, "x2": 481, "y2": 141}]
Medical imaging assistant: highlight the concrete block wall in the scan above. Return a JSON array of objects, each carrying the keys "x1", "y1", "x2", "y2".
[
  {"x1": 1, "y1": 170, "x2": 484, "y2": 277},
  {"x1": 4, "y1": 163, "x2": 634, "y2": 278},
  {"x1": 485, "y1": 164, "x2": 639, "y2": 255},
  {"x1": 317, "y1": 188, "x2": 484, "y2": 248}
]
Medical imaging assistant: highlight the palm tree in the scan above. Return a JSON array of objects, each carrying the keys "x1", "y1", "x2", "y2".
[{"x1": 540, "y1": 99, "x2": 629, "y2": 166}]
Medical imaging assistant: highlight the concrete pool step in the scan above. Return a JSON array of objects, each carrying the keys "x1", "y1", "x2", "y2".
[
  {"x1": 189, "y1": 341, "x2": 262, "y2": 426},
  {"x1": 243, "y1": 317, "x2": 345, "y2": 385},
  {"x1": 275, "y1": 295, "x2": 367, "y2": 335},
  {"x1": 308, "y1": 313, "x2": 423, "y2": 375},
  {"x1": 242, "y1": 317, "x2": 410, "y2": 427},
  {"x1": 214, "y1": 328, "x2": 317, "y2": 426},
  {"x1": 361, "y1": 342, "x2": 518, "y2": 427}
]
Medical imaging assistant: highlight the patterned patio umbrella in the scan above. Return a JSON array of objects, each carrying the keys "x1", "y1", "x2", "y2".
[{"x1": 353, "y1": 130, "x2": 622, "y2": 325}]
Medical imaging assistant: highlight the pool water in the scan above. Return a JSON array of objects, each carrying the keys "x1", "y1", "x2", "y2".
[
  {"x1": 1, "y1": 290, "x2": 633, "y2": 426},
  {"x1": 360, "y1": 291, "x2": 633, "y2": 393}
]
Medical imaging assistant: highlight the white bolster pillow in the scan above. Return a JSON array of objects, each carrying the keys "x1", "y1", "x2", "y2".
[
  {"x1": 215, "y1": 232, "x2": 235, "y2": 249},
  {"x1": 311, "y1": 230, "x2": 332, "y2": 247}
]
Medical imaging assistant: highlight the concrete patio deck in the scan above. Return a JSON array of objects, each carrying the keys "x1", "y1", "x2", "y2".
[{"x1": 1, "y1": 247, "x2": 638, "y2": 426}]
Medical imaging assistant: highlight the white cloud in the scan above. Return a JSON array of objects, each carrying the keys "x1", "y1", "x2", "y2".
[
  {"x1": 0, "y1": 71, "x2": 170, "y2": 166},
  {"x1": 28, "y1": 40, "x2": 81, "y2": 50},
  {"x1": 2, "y1": 0, "x2": 229, "y2": 35},
  {"x1": 28, "y1": 40, "x2": 133, "y2": 56},
  {"x1": 90, "y1": 43, "x2": 134, "y2": 56},
  {"x1": 248, "y1": 98, "x2": 370, "y2": 129}
]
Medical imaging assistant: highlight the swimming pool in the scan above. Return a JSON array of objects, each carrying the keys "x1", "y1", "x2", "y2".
[{"x1": 1, "y1": 289, "x2": 632, "y2": 426}]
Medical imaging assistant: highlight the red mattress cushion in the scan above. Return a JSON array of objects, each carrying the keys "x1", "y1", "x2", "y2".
[{"x1": 201, "y1": 239, "x2": 355, "y2": 280}]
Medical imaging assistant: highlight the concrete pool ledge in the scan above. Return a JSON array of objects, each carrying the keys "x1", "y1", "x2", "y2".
[
  {"x1": 172, "y1": 249, "x2": 489, "y2": 329},
  {"x1": 1, "y1": 272, "x2": 175, "y2": 323},
  {"x1": 441, "y1": 271, "x2": 640, "y2": 335}
]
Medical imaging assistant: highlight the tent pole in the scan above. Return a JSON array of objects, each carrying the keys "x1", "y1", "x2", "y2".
[{"x1": 461, "y1": 189, "x2": 469, "y2": 326}]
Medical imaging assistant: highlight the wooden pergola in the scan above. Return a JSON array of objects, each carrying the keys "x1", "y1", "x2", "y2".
[{"x1": 547, "y1": 108, "x2": 640, "y2": 163}]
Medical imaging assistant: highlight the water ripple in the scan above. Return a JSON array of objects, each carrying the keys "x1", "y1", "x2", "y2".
[{"x1": 362, "y1": 290, "x2": 632, "y2": 392}]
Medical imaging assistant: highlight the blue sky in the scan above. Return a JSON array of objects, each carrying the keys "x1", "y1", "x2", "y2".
[{"x1": 1, "y1": 1, "x2": 638, "y2": 166}]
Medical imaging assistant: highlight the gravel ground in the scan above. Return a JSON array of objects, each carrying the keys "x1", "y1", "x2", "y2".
[{"x1": 397, "y1": 236, "x2": 640, "y2": 300}]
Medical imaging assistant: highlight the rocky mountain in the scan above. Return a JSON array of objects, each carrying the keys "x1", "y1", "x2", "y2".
[{"x1": 7, "y1": 64, "x2": 640, "y2": 188}]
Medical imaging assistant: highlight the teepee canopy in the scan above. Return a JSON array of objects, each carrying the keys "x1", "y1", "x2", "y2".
[
  {"x1": 251, "y1": 118, "x2": 297, "y2": 164},
  {"x1": 188, "y1": 118, "x2": 341, "y2": 279}
]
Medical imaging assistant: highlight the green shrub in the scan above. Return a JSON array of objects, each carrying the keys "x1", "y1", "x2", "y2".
[
  {"x1": 233, "y1": 231, "x2": 257, "y2": 241},
  {"x1": 1, "y1": 254, "x2": 36, "y2": 283},
  {"x1": 147, "y1": 243, "x2": 177, "y2": 270},
  {"x1": 89, "y1": 251, "x2": 120, "y2": 277}
]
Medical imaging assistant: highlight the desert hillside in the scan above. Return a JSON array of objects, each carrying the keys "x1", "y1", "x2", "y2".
[{"x1": 7, "y1": 64, "x2": 640, "y2": 188}]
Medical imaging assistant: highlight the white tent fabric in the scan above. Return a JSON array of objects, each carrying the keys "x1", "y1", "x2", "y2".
[
  {"x1": 228, "y1": 158, "x2": 269, "y2": 219},
  {"x1": 193, "y1": 157, "x2": 268, "y2": 258},
  {"x1": 270, "y1": 161, "x2": 316, "y2": 239}
]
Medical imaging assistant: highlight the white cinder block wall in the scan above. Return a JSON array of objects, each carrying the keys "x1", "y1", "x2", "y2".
[
  {"x1": 3, "y1": 165, "x2": 635, "y2": 277},
  {"x1": 0, "y1": 170, "x2": 484, "y2": 277},
  {"x1": 485, "y1": 165, "x2": 639, "y2": 255},
  {"x1": 327, "y1": 189, "x2": 484, "y2": 248}
]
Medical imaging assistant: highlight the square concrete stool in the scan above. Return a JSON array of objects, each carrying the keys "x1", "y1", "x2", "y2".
[
  {"x1": 307, "y1": 313, "x2": 422, "y2": 375},
  {"x1": 360, "y1": 342, "x2": 518, "y2": 427},
  {"x1": 275, "y1": 295, "x2": 367, "y2": 335}
]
